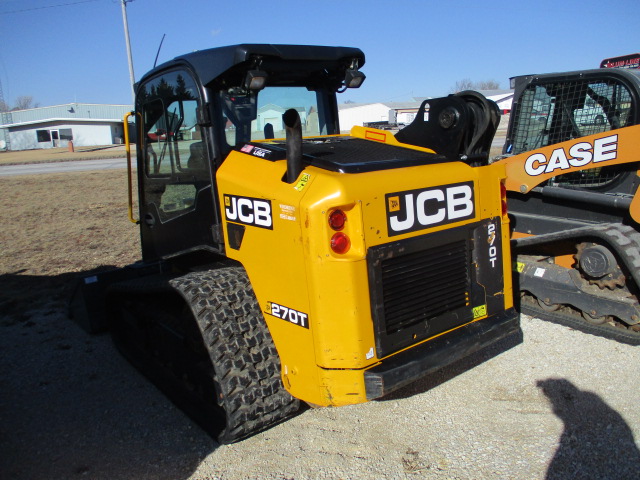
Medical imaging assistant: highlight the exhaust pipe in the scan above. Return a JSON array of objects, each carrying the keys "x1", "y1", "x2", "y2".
[{"x1": 283, "y1": 108, "x2": 303, "y2": 183}]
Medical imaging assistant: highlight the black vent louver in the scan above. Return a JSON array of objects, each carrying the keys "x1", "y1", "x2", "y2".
[
  {"x1": 380, "y1": 240, "x2": 469, "y2": 334},
  {"x1": 368, "y1": 225, "x2": 474, "y2": 358}
]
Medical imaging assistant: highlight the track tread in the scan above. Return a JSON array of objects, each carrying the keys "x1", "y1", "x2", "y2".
[
  {"x1": 515, "y1": 222, "x2": 640, "y2": 344},
  {"x1": 521, "y1": 297, "x2": 640, "y2": 346},
  {"x1": 514, "y1": 222, "x2": 640, "y2": 286},
  {"x1": 169, "y1": 267, "x2": 299, "y2": 443}
]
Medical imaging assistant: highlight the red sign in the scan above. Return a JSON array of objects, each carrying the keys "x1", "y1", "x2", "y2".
[{"x1": 600, "y1": 53, "x2": 640, "y2": 69}]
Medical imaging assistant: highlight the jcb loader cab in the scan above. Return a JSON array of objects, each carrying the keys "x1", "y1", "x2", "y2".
[
  {"x1": 74, "y1": 44, "x2": 519, "y2": 443},
  {"x1": 499, "y1": 67, "x2": 640, "y2": 344}
]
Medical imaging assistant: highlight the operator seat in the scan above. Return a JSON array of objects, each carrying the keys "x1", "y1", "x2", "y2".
[{"x1": 187, "y1": 141, "x2": 207, "y2": 171}]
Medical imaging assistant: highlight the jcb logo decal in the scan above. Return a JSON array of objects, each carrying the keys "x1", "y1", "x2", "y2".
[
  {"x1": 224, "y1": 194, "x2": 272, "y2": 229},
  {"x1": 388, "y1": 196, "x2": 401, "y2": 212},
  {"x1": 524, "y1": 134, "x2": 618, "y2": 177},
  {"x1": 386, "y1": 182, "x2": 475, "y2": 236}
]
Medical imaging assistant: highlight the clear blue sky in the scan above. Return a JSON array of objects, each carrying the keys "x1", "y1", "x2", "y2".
[{"x1": 0, "y1": 0, "x2": 638, "y2": 108}]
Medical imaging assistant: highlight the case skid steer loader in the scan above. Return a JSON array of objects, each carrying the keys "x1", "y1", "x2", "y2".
[
  {"x1": 498, "y1": 66, "x2": 640, "y2": 345},
  {"x1": 71, "y1": 44, "x2": 519, "y2": 443}
]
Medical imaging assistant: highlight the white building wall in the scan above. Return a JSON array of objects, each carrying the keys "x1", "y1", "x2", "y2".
[
  {"x1": 339, "y1": 103, "x2": 391, "y2": 132},
  {"x1": 254, "y1": 106, "x2": 286, "y2": 132},
  {"x1": 494, "y1": 97, "x2": 513, "y2": 112},
  {"x1": 8, "y1": 130, "x2": 37, "y2": 151},
  {"x1": 7, "y1": 121, "x2": 119, "y2": 150},
  {"x1": 485, "y1": 93, "x2": 514, "y2": 113},
  {"x1": 66, "y1": 124, "x2": 114, "y2": 146},
  {"x1": 397, "y1": 111, "x2": 417, "y2": 124}
]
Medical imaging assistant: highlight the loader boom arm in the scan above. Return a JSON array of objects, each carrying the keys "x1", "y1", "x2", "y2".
[{"x1": 500, "y1": 124, "x2": 640, "y2": 223}]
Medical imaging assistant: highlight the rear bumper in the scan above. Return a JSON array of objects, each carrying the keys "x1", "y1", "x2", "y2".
[{"x1": 364, "y1": 308, "x2": 520, "y2": 400}]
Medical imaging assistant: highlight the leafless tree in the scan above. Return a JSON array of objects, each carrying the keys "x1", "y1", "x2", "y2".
[
  {"x1": 12, "y1": 95, "x2": 39, "y2": 111},
  {"x1": 450, "y1": 79, "x2": 502, "y2": 93},
  {"x1": 476, "y1": 80, "x2": 501, "y2": 90},
  {"x1": 451, "y1": 78, "x2": 475, "y2": 93}
]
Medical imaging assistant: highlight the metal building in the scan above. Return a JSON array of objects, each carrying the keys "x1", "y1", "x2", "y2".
[{"x1": 0, "y1": 103, "x2": 132, "y2": 151}]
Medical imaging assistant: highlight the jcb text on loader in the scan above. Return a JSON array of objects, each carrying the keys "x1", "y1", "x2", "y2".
[{"x1": 71, "y1": 44, "x2": 519, "y2": 443}]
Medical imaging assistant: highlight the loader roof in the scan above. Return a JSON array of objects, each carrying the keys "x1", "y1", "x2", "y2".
[
  {"x1": 138, "y1": 44, "x2": 365, "y2": 89},
  {"x1": 510, "y1": 68, "x2": 640, "y2": 91}
]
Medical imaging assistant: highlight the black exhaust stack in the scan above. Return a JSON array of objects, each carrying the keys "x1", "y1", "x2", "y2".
[{"x1": 283, "y1": 108, "x2": 303, "y2": 183}]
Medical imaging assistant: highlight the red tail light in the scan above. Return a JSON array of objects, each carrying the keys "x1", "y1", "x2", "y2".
[
  {"x1": 328, "y1": 209, "x2": 347, "y2": 231},
  {"x1": 331, "y1": 232, "x2": 351, "y2": 254}
]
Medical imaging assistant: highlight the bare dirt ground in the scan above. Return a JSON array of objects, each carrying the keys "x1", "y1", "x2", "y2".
[{"x1": 0, "y1": 170, "x2": 139, "y2": 321}]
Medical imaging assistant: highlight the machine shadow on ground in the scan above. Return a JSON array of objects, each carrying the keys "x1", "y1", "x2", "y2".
[{"x1": 0, "y1": 270, "x2": 218, "y2": 480}]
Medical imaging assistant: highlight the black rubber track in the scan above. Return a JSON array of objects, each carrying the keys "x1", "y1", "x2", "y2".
[
  {"x1": 169, "y1": 267, "x2": 300, "y2": 443},
  {"x1": 520, "y1": 295, "x2": 640, "y2": 346},
  {"x1": 514, "y1": 223, "x2": 640, "y2": 346},
  {"x1": 513, "y1": 223, "x2": 640, "y2": 289}
]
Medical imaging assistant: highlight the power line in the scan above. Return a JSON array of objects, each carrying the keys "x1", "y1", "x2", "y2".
[{"x1": 0, "y1": 0, "x2": 101, "y2": 15}]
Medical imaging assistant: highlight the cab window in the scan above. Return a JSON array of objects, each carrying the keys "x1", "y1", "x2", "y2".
[
  {"x1": 220, "y1": 86, "x2": 334, "y2": 151},
  {"x1": 137, "y1": 71, "x2": 210, "y2": 221},
  {"x1": 511, "y1": 79, "x2": 633, "y2": 154}
]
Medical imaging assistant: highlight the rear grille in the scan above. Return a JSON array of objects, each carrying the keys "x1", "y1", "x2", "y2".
[
  {"x1": 367, "y1": 225, "x2": 474, "y2": 357},
  {"x1": 381, "y1": 240, "x2": 469, "y2": 334}
]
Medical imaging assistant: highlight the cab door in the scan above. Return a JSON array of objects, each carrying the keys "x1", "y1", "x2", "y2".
[{"x1": 136, "y1": 69, "x2": 220, "y2": 261}]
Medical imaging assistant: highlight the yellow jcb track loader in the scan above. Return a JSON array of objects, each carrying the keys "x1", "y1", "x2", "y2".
[
  {"x1": 71, "y1": 44, "x2": 519, "y2": 443},
  {"x1": 498, "y1": 67, "x2": 640, "y2": 345}
]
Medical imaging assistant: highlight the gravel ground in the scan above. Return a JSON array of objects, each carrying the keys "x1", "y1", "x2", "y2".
[
  {"x1": 1, "y1": 307, "x2": 639, "y2": 480},
  {"x1": 2, "y1": 120, "x2": 639, "y2": 479}
]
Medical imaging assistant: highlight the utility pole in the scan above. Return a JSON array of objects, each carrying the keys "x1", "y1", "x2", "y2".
[
  {"x1": 0, "y1": 77, "x2": 10, "y2": 150},
  {"x1": 0, "y1": 76, "x2": 5, "y2": 112},
  {"x1": 121, "y1": 0, "x2": 136, "y2": 104}
]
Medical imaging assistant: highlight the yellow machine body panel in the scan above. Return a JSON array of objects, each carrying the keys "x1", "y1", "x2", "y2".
[{"x1": 216, "y1": 135, "x2": 513, "y2": 406}]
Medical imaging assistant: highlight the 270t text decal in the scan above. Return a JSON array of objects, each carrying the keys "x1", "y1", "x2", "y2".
[{"x1": 265, "y1": 302, "x2": 309, "y2": 329}]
